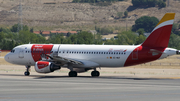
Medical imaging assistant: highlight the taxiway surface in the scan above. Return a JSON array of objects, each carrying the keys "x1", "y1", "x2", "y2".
[{"x1": 0, "y1": 75, "x2": 180, "y2": 101}]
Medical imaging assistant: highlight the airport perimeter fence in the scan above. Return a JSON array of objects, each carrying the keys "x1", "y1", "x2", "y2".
[
  {"x1": 143, "y1": 63, "x2": 180, "y2": 66},
  {"x1": 141, "y1": 56, "x2": 180, "y2": 66}
]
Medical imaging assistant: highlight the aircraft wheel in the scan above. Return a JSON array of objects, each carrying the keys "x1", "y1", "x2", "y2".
[
  {"x1": 91, "y1": 71, "x2": 100, "y2": 77},
  {"x1": 69, "y1": 71, "x2": 77, "y2": 77},
  {"x1": 24, "y1": 71, "x2": 30, "y2": 76},
  {"x1": 24, "y1": 66, "x2": 30, "y2": 76}
]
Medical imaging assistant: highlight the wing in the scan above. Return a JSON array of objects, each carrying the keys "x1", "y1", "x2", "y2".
[
  {"x1": 41, "y1": 53, "x2": 99, "y2": 68},
  {"x1": 43, "y1": 53, "x2": 83, "y2": 65}
]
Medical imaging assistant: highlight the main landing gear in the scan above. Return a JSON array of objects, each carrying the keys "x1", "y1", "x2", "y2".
[
  {"x1": 68, "y1": 70, "x2": 100, "y2": 77},
  {"x1": 24, "y1": 66, "x2": 30, "y2": 76},
  {"x1": 91, "y1": 68, "x2": 100, "y2": 77},
  {"x1": 68, "y1": 71, "x2": 77, "y2": 77},
  {"x1": 68, "y1": 64, "x2": 100, "y2": 77}
]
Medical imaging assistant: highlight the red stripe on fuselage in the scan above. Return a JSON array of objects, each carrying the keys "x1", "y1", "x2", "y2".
[
  {"x1": 31, "y1": 44, "x2": 53, "y2": 62},
  {"x1": 124, "y1": 46, "x2": 165, "y2": 67}
]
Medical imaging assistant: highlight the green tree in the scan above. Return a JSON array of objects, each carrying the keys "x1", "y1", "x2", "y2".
[
  {"x1": 168, "y1": 33, "x2": 180, "y2": 50},
  {"x1": 117, "y1": 12, "x2": 123, "y2": 18},
  {"x1": 172, "y1": 23, "x2": 180, "y2": 36},
  {"x1": 135, "y1": 35, "x2": 146, "y2": 45},
  {"x1": 132, "y1": 16, "x2": 159, "y2": 32},
  {"x1": 11, "y1": 24, "x2": 29, "y2": 32},
  {"x1": 124, "y1": 11, "x2": 128, "y2": 18},
  {"x1": 11, "y1": 24, "x2": 18, "y2": 32},
  {"x1": 67, "y1": 32, "x2": 71, "y2": 37},
  {"x1": 117, "y1": 31, "x2": 137, "y2": 45},
  {"x1": 0, "y1": 32, "x2": 5, "y2": 42},
  {"x1": 157, "y1": 0, "x2": 166, "y2": 8},
  {"x1": 137, "y1": 28, "x2": 145, "y2": 36},
  {"x1": 94, "y1": 33, "x2": 102, "y2": 44},
  {"x1": 77, "y1": 31, "x2": 93, "y2": 44},
  {"x1": 95, "y1": 26, "x2": 113, "y2": 35},
  {"x1": 48, "y1": 34, "x2": 64, "y2": 44},
  {"x1": 30, "y1": 28, "x2": 34, "y2": 33}
]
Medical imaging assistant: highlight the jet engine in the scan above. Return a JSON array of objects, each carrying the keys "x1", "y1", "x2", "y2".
[{"x1": 35, "y1": 61, "x2": 61, "y2": 73}]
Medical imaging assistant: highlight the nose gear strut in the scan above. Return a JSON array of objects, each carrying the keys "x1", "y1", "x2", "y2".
[{"x1": 24, "y1": 65, "x2": 30, "y2": 76}]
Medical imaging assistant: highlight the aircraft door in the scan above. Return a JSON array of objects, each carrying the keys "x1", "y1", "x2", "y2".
[
  {"x1": 132, "y1": 48, "x2": 138, "y2": 60},
  {"x1": 19, "y1": 47, "x2": 24, "y2": 58},
  {"x1": 52, "y1": 45, "x2": 61, "y2": 57}
]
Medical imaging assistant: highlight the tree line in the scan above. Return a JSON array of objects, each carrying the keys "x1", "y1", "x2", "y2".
[
  {"x1": 72, "y1": 0, "x2": 124, "y2": 3},
  {"x1": 132, "y1": 0, "x2": 167, "y2": 8},
  {"x1": 0, "y1": 14, "x2": 180, "y2": 50}
]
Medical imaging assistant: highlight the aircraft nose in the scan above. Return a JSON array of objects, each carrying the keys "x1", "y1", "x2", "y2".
[{"x1": 4, "y1": 53, "x2": 11, "y2": 63}]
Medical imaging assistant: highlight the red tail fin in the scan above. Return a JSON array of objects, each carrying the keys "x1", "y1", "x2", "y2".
[{"x1": 141, "y1": 13, "x2": 175, "y2": 48}]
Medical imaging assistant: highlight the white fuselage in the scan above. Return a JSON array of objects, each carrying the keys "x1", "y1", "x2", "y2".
[{"x1": 4, "y1": 44, "x2": 177, "y2": 68}]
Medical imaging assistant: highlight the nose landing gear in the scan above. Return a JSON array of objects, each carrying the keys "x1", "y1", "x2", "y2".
[{"x1": 24, "y1": 66, "x2": 30, "y2": 76}]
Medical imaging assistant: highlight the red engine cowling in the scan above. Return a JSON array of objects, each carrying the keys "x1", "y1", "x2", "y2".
[{"x1": 35, "y1": 61, "x2": 61, "y2": 73}]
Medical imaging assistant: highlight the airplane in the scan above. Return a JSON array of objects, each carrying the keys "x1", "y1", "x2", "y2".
[{"x1": 4, "y1": 13, "x2": 179, "y2": 77}]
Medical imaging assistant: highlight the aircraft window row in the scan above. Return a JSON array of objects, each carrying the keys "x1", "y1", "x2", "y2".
[
  {"x1": 24, "y1": 50, "x2": 126, "y2": 55},
  {"x1": 59, "y1": 51, "x2": 126, "y2": 55}
]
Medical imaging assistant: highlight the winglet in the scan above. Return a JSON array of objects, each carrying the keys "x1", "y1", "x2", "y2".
[{"x1": 141, "y1": 13, "x2": 175, "y2": 48}]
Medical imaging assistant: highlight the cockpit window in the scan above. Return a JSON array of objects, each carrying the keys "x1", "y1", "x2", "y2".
[{"x1": 11, "y1": 49, "x2": 15, "y2": 53}]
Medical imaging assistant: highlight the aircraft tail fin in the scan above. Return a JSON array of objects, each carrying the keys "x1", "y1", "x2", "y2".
[{"x1": 141, "y1": 13, "x2": 175, "y2": 48}]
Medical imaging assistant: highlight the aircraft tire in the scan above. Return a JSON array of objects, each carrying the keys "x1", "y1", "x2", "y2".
[
  {"x1": 69, "y1": 71, "x2": 77, "y2": 77},
  {"x1": 24, "y1": 71, "x2": 30, "y2": 76},
  {"x1": 91, "y1": 71, "x2": 100, "y2": 77}
]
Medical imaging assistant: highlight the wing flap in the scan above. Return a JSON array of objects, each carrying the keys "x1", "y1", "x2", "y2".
[{"x1": 44, "y1": 54, "x2": 83, "y2": 65}]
